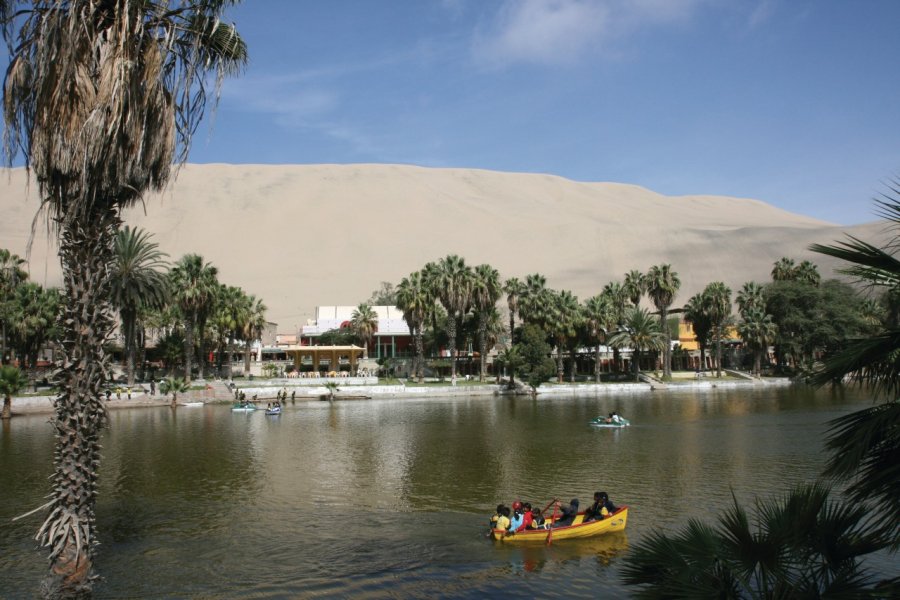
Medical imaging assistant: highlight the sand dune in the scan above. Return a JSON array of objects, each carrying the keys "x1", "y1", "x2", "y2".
[{"x1": 0, "y1": 163, "x2": 887, "y2": 329}]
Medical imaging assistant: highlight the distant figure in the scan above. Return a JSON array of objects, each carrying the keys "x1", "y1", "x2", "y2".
[
  {"x1": 150, "y1": 380, "x2": 156, "y2": 396},
  {"x1": 552, "y1": 498, "x2": 580, "y2": 528}
]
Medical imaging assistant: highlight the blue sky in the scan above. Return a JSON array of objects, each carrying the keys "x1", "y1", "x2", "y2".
[{"x1": 190, "y1": 0, "x2": 900, "y2": 225}]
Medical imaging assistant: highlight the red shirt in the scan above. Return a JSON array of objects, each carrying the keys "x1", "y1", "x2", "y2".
[{"x1": 517, "y1": 511, "x2": 534, "y2": 532}]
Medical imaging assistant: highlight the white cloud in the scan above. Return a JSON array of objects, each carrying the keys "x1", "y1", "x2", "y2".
[
  {"x1": 223, "y1": 74, "x2": 339, "y2": 127},
  {"x1": 474, "y1": 0, "x2": 707, "y2": 67}
]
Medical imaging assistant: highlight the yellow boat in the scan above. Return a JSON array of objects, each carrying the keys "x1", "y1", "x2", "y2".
[{"x1": 491, "y1": 506, "x2": 628, "y2": 543}]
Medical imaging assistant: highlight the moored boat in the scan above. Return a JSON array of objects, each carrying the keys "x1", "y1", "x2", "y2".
[
  {"x1": 491, "y1": 507, "x2": 628, "y2": 543},
  {"x1": 231, "y1": 402, "x2": 258, "y2": 412}
]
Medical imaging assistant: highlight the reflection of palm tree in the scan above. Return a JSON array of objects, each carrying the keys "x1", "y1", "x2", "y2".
[
  {"x1": 170, "y1": 254, "x2": 219, "y2": 383},
  {"x1": 1, "y1": 2, "x2": 246, "y2": 589},
  {"x1": 608, "y1": 308, "x2": 667, "y2": 381},
  {"x1": 645, "y1": 264, "x2": 680, "y2": 378},
  {"x1": 110, "y1": 227, "x2": 168, "y2": 386},
  {"x1": 351, "y1": 303, "x2": 378, "y2": 359}
]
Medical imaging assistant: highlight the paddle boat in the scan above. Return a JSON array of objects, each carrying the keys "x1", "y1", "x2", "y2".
[
  {"x1": 491, "y1": 506, "x2": 628, "y2": 543},
  {"x1": 590, "y1": 415, "x2": 630, "y2": 428},
  {"x1": 231, "y1": 402, "x2": 258, "y2": 412},
  {"x1": 265, "y1": 406, "x2": 282, "y2": 416}
]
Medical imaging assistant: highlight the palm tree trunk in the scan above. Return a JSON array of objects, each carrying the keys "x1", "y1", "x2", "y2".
[
  {"x1": 633, "y1": 349, "x2": 641, "y2": 381},
  {"x1": 595, "y1": 344, "x2": 602, "y2": 383},
  {"x1": 1, "y1": 394, "x2": 10, "y2": 419},
  {"x1": 123, "y1": 309, "x2": 136, "y2": 387},
  {"x1": 568, "y1": 342, "x2": 577, "y2": 382},
  {"x1": 508, "y1": 310, "x2": 515, "y2": 344},
  {"x1": 447, "y1": 316, "x2": 457, "y2": 382},
  {"x1": 37, "y1": 212, "x2": 117, "y2": 596},
  {"x1": 716, "y1": 333, "x2": 723, "y2": 378},
  {"x1": 244, "y1": 343, "x2": 252, "y2": 377},
  {"x1": 478, "y1": 319, "x2": 487, "y2": 382},
  {"x1": 184, "y1": 318, "x2": 194, "y2": 384},
  {"x1": 661, "y1": 308, "x2": 672, "y2": 378},
  {"x1": 754, "y1": 349, "x2": 761, "y2": 377},
  {"x1": 556, "y1": 338, "x2": 564, "y2": 383},
  {"x1": 415, "y1": 326, "x2": 425, "y2": 384}
]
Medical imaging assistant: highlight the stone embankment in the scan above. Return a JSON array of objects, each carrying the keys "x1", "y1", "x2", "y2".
[{"x1": 6, "y1": 376, "x2": 794, "y2": 416}]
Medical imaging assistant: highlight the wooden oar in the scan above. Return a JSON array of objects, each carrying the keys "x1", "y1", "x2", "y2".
[
  {"x1": 546, "y1": 502, "x2": 559, "y2": 546},
  {"x1": 541, "y1": 498, "x2": 559, "y2": 515}
]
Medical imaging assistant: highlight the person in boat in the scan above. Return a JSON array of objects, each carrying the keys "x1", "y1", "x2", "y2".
[
  {"x1": 516, "y1": 502, "x2": 534, "y2": 532},
  {"x1": 495, "y1": 506, "x2": 511, "y2": 532},
  {"x1": 528, "y1": 507, "x2": 546, "y2": 529},
  {"x1": 611, "y1": 412, "x2": 623, "y2": 424},
  {"x1": 599, "y1": 491, "x2": 616, "y2": 513},
  {"x1": 509, "y1": 501, "x2": 525, "y2": 531},
  {"x1": 490, "y1": 504, "x2": 506, "y2": 529},
  {"x1": 584, "y1": 491, "x2": 611, "y2": 522},
  {"x1": 552, "y1": 498, "x2": 580, "y2": 528}
]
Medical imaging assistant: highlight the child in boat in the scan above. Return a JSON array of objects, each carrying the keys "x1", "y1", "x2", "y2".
[
  {"x1": 516, "y1": 502, "x2": 534, "y2": 532},
  {"x1": 494, "y1": 506, "x2": 511, "y2": 532},
  {"x1": 584, "y1": 491, "x2": 610, "y2": 522},
  {"x1": 527, "y1": 507, "x2": 546, "y2": 529},
  {"x1": 509, "y1": 501, "x2": 525, "y2": 531},
  {"x1": 489, "y1": 504, "x2": 505, "y2": 529},
  {"x1": 551, "y1": 498, "x2": 579, "y2": 528}
]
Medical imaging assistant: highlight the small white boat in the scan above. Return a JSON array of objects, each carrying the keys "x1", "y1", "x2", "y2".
[
  {"x1": 181, "y1": 401, "x2": 204, "y2": 407},
  {"x1": 231, "y1": 403, "x2": 258, "y2": 412},
  {"x1": 590, "y1": 416, "x2": 630, "y2": 428}
]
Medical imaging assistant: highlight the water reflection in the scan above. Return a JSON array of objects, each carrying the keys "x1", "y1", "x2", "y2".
[{"x1": 0, "y1": 386, "x2": 885, "y2": 598}]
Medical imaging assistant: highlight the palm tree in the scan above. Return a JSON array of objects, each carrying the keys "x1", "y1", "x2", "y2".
[
  {"x1": 159, "y1": 376, "x2": 189, "y2": 407},
  {"x1": 546, "y1": 290, "x2": 581, "y2": 382},
  {"x1": 428, "y1": 255, "x2": 473, "y2": 382},
  {"x1": 0, "y1": 248, "x2": 28, "y2": 364},
  {"x1": 472, "y1": 264, "x2": 502, "y2": 382},
  {"x1": 608, "y1": 307, "x2": 667, "y2": 381},
  {"x1": 396, "y1": 271, "x2": 430, "y2": 383},
  {"x1": 704, "y1": 281, "x2": 732, "y2": 378},
  {"x1": 239, "y1": 295, "x2": 267, "y2": 378},
  {"x1": 503, "y1": 276, "x2": 525, "y2": 342},
  {"x1": 808, "y1": 197, "x2": 900, "y2": 541},
  {"x1": 622, "y1": 483, "x2": 891, "y2": 597},
  {"x1": 584, "y1": 294, "x2": 615, "y2": 382},
  {"x1": 110, "y1": 226, "x2": 168, "y2": 386},
  {"x1": 683, "y1": 292, "x2": 713, "y2": 372},
  {"x1": 519, "y1": 273, "x2": 549, "y2": 328},
  {"x1": 772, "y1": 257, "x2": 797, "y2": 281},
  {"x1": 1, "y1": 1, "x2": 246, "y2": 590},
  {"x1": 170, "y1": 254, "x2": 219, "y2": 383},
  {"x1": 8, "y1": 282, "x2": 60, "y2": 369},
  {"x1": 736, "y1": 281, "x2": 765, "y2": 317},
  {"x1": 738, "y1": 307, "x2": 777, "y2": 376},
  {"x1": 0, "y1": 364, "x2": 28, "y2": 419},
  {"x1": 623, "y1": 269, "x2": 646, "y2": 308},
  {"x1": 602, "y1": 281, "x2": 629, "y2": 373},
  {"x1": 795, "y1": 259, "x2": 821, "y2": 286},
  {"x1": 350, "y1": 303, "x2": 378, "y2": 359},
  {"x1": 210, "y1": 285, "x2": 247, "y2": 376},
  {"x1": 645, "y1": 264, "x2": 681, "y2": 378}
]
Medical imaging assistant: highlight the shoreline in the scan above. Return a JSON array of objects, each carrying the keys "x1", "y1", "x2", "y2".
[{"x1": 5, "y1": 377, "x2": 795, "y2": 416}]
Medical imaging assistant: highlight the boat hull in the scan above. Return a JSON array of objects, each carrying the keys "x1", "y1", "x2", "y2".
[{"x1": 491, "y1": 507, "x2": 627, "y2": 543}]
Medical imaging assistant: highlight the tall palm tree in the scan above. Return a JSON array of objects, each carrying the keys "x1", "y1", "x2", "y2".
[
  {"x1": 547, "y1": 290, "x2": 581, "y2": 382},
  {"x1": 704, "y1": 281, "x2": 732, "y2": 378},
  {"x1": 601, "y1": 281, "x2": 628, "y2": 373},
  {"x1": 0, "y1": 248, "x2": 28, "y2": 364},
  {"x1": 645, "y1": 264, "x2": 681, "y2": 378},
  {"x1": 8, "y1": 282, "x2": 60, "y2": 369},
  {"x1": 683, "y1": 292, "x2": 714, "y2": 372},
  {"x1": 503, "y1": 276, "x2": 525, "y2": 342},
  {"x1": 608, "y1": 307, "x2": 667, "y2": 381},
  {"x1": 0, "y1": 2, "x2": 246, "y2": 591},
  {"x1": 737, "y1": 307, "x2": 777, "y2": 376},
  {"x1": 736, "y1": 281, "x2": 765, "y2": 317},
  {"x1": 472, "y1": 264, "x2": 502, "y2": 381},
  {"x1": 795, "y1": 259, "x2": 821, "y2": 287},
  {"x1": 623, "y1": 269, "x2": 646, "y2": 308},
  {"x1": 584, "y1": 294, "x2": 615, "y2": 382},
  {"x1": 772, "y1": 256, "x2": 797, "y2": 281},
  {"x1": 170, "y1": 254, "x2": 220, "y2": 383},
  {"x1": 240, "y1": 295, "x2": 267, "y2": 377},
  {"x1": 210, "y1": 284, "x2": 246, "y2": 375},
  {"x1": 110, "y1": 226, "x2": 168, "y2": 386},
  {"x1": 428, "y1": 255, "x2": 473, "y2": 382},
  {"x1": 396, "y1": 271, "x2": 430, "y2": 383},
  {"x1": 0, "y1": 363, "x2": 28, "y2": 419},
  {"x1": 519, "y1": 273, "x2": 549, "y2": 328},
  {"x1": 351, "y1": 303, "x2": 378, "y2": 359}
]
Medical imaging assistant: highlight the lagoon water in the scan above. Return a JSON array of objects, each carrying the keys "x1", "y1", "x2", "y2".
[{"x1": 1, "y1": 385, "x2": 893, "y2": 598}]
